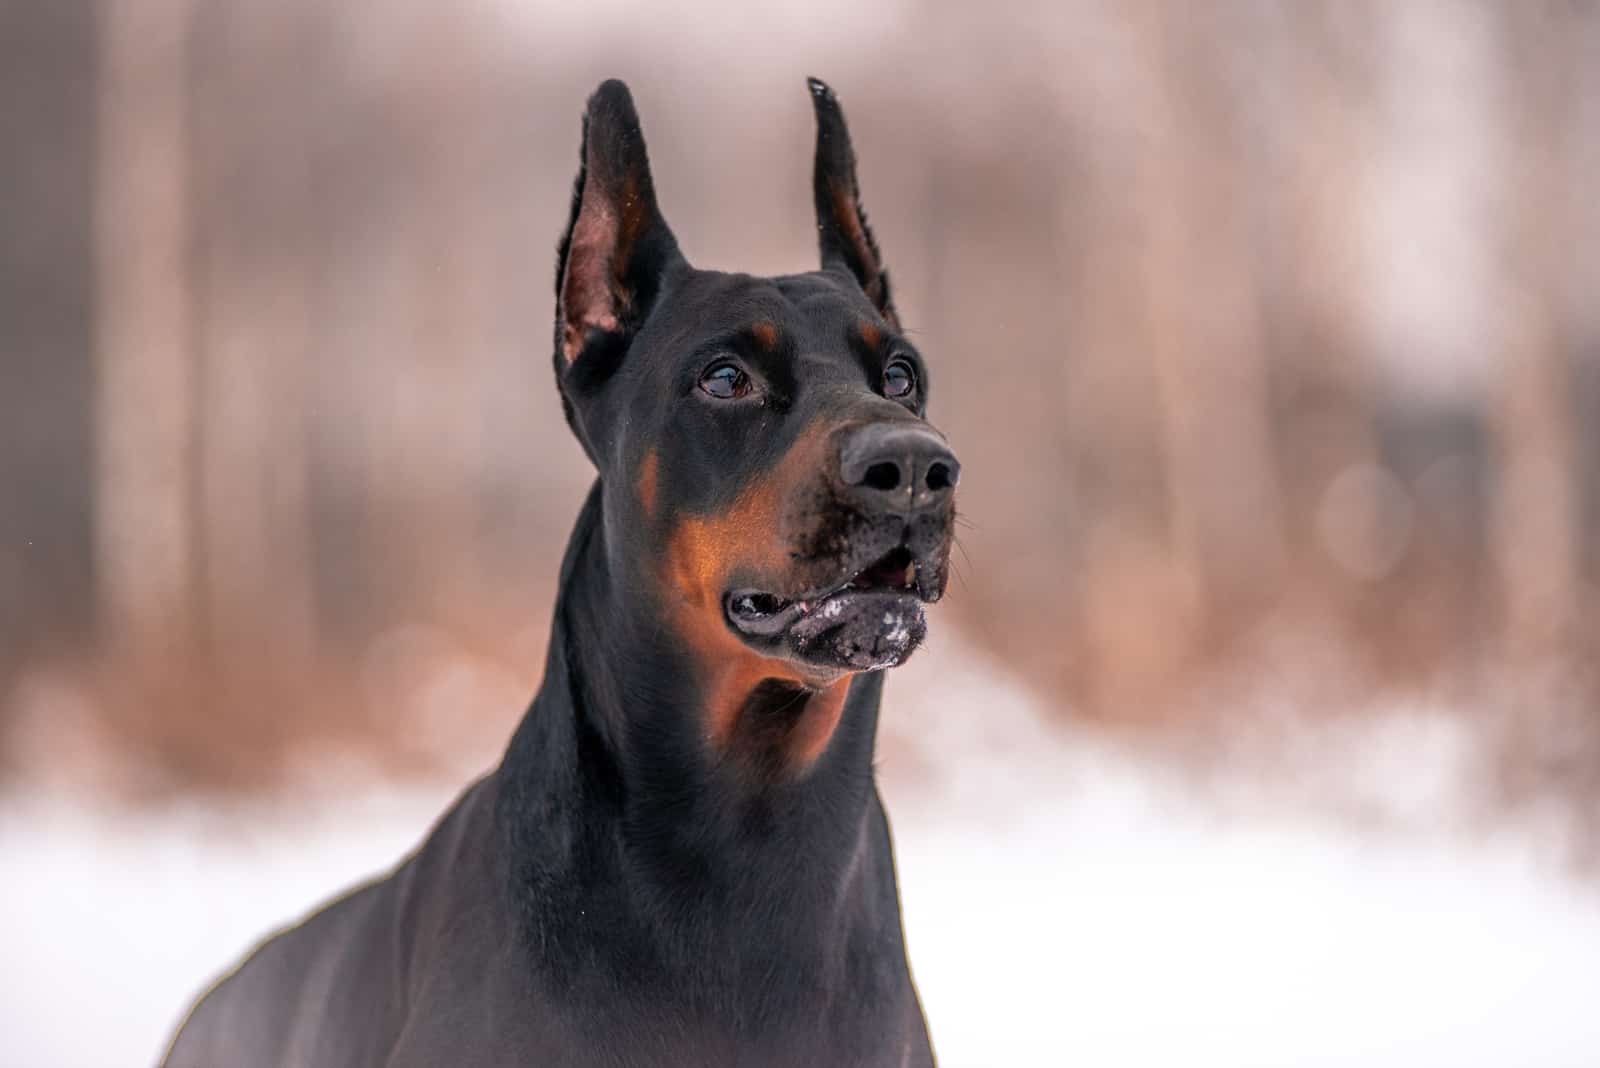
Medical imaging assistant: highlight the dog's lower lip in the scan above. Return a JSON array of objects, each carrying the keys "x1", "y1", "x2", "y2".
[
  {"x1": 727, "y1": 547, "x2": 931, "y2": 639},
  {"x1": 726, "y1": 545, "x2": 934, "y2": 640}
]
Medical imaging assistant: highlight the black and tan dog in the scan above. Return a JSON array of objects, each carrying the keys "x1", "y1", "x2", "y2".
[{"x1": 164, "y1": 77, "x2": 957, "y2": 1068}]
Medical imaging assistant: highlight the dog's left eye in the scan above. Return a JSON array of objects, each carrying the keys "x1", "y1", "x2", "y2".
[
  {"x1": 699, "y1": 362, "x2": 751, "y2": 400},
  {"x1": 883, "y1": 358, "x2": 917, "y2": 399}
]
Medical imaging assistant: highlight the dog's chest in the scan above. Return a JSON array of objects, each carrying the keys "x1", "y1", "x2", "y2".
[
  {"x1": 384, "y1": 973, "x2": 930, "y2": 1068},
  {"x1": 384, "y1": 917, "x2": 931, "y2": 1068}
]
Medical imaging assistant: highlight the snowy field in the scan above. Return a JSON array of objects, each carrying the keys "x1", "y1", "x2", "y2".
[{"x1": 4, "y1": 635, "x2": 1600, "y2": 1067}]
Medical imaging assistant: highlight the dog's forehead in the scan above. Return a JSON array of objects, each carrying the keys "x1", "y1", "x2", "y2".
[{"x1": 663, "y1": 269, "x2": 884, "y2": 346}]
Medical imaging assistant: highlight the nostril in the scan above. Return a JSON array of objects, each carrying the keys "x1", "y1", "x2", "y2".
[
  {"x1": 925, "y1": 461, "x2": 954, "y2": 493},
  {"x1": 861, "y1": 461, "x2": 902, "y2": 493}
]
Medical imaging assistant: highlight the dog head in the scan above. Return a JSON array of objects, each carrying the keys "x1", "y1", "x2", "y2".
[{"x1": 553, "y1": 79, "x2": 959, "y2": 768}]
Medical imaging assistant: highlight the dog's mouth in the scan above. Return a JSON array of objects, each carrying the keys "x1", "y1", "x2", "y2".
[{"x1": 724, "y1": 545, "x2": 933, "y2": 671}]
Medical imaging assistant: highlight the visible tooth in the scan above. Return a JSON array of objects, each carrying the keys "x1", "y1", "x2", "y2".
[{"x1": 903, "y1": 561, "x2": 917, "y2": 587}]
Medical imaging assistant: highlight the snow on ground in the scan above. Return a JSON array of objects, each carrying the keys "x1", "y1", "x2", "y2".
[
  {"x1": 4, "y1": 634, "x2": 1600, "y2": 1067},
  {"x1": 879, "y1": 645, "x2": 1600, "y2": 1067}
]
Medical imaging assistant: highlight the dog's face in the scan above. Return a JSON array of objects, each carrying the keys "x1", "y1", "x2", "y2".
[{"x1": 553, "y1": 80, "x2": 958, "y2": 759}]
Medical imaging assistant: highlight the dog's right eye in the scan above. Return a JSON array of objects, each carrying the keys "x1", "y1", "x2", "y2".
[{"x1": 699, "y1": 362, "x2": 752, "y2": 400}]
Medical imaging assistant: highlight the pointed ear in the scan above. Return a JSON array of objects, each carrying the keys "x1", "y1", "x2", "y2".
[
  {"x1": 555, "y1": 80, "x2": 683, "y2": 372},
  {"x1": 808, "y1": 77, "x2": 897, "y2": 328}
]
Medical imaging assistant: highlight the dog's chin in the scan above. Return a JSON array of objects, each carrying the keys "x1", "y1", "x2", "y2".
[{"x1": 725, "y1": 588, "x2": 930, "y2": 674}]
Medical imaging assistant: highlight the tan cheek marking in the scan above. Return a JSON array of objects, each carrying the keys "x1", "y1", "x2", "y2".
[
  {"x1": 660, "y1": 423, "x2": 854, "y2": 766},
  {"x1": 637, "y1": 449, "x2": 658, "y2": 520},
  {"x1": 664, "y1": 474, "x2": 792, "y2": 747}
]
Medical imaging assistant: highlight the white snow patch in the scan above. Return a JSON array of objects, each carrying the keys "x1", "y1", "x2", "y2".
[{"x1": 3, "y1": 634, "x2": 1599, "y2": 1067}]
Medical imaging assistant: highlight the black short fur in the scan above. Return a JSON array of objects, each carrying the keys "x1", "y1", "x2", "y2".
[{"x1": 162, "y1": 77, "x2": 954, "y2": 1068}]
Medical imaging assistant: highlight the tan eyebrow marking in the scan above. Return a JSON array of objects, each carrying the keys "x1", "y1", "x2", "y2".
[{"x1": 750, "y1": 320, "x2": 779, "y2": 351}]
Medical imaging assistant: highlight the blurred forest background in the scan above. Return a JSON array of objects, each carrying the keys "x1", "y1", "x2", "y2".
[{"x1": 2, "y1": 0, "x2": 1598, "y2": 819}]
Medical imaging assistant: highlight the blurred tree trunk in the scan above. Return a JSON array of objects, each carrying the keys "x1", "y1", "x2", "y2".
[
  {"x1": 1047, "y1": 16, "x2": 1196, "y2": 713},
  {"x1": 394, "y1": 12, "x2": 491, "y2": 631},
  {"x1": 93, "y1": 0, "x2": 198, "y2": 677},
  {"x1": 1265, "y1": 6, "x2": 1383, "y2": 568},
  {"x1": 0, "y1": 1, "x2": 98, "y2": 690},
  {"x1": 1126, "y1": 2, "x2": 1286, "y2": 630},
  {"x1": 188, "y1": 1, "x2": 318, "y2": 697},
  {"x1": 1577, "y1": 27, "x2": 1600, "y2": 659},
  {"x1": 1489, "y1": 6, "x2": 1582, "y2": 665}
]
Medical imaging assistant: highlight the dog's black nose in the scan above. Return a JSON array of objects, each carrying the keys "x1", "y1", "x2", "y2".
[{"x1": 838, "y1": 423, "x2": 959, "y2": 514}]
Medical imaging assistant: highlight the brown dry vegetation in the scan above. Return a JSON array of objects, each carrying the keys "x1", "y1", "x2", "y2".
[{"x1": 2, "y1": 1, "x2": 1597, "y2": 807}]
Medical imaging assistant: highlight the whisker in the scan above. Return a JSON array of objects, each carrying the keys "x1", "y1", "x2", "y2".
[{"x1": 947, "y1": 534, "x2": 974, "y2": 593}]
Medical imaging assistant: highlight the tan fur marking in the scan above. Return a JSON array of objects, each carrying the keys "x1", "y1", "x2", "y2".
[
  {"x1": 560, "y1": 191, "x2": 622, "y2": 364},
  {"x1": 615, "y1": 171, "x2": 648, "y2": 270},
  {"x1": 660, "y1": 423, "x2": 852, "y2": 771},
  {"x1": 664, "y1": 476, "x2": 790, "y2": 747},
  {"x1": 637, "y1": 449, "x2": 658, "y2": 519},
  {"x1": 829, "y1": 180, "x2": 894, "y2": 318},
  {"x1": 789, "y1": 679, "x2": 851, "y2": 766},
  {"x1": 830, "y1": 181, "x2": 877, "y2": 276},
  {"x1": 561, "y1": 168, "x2": 650, "y2": 365}
]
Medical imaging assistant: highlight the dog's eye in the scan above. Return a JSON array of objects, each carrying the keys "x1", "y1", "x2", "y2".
[
  {"x1": 883, "y1": 359, "x2": 917, "y2": 399},
  {"x1": 699, "y1": 362, "x2": 751, "y2": 400}
]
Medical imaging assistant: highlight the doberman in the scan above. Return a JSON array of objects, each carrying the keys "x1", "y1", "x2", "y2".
[{"x1": 163, "y1": 77, "x2": 957, "y2": 1068}]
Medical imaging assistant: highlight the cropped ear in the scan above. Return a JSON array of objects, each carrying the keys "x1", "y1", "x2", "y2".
[
  {"x1": 555, "y1": 80, "x2": 683, "y2": 375},
  {"x1": 808, "y1": 77, "x2": 897, "y2": 329}
]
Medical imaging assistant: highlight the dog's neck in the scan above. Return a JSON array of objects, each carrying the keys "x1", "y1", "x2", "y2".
[{"x1": 494, "y1": 483, "x2": 893, "y2": 1010}]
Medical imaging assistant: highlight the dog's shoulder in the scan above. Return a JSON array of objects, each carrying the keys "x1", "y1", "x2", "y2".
[{"x1": 164, "y1": 777, "x2": 529, "y2": 1067}]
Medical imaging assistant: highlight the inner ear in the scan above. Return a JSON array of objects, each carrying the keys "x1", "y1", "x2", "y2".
[
  {"x1": 556, "y1": 80, "x2": 683, "y2": 370},
  {"x1": 808, "y1": 77, "x2": 898, "y2": 329}
]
